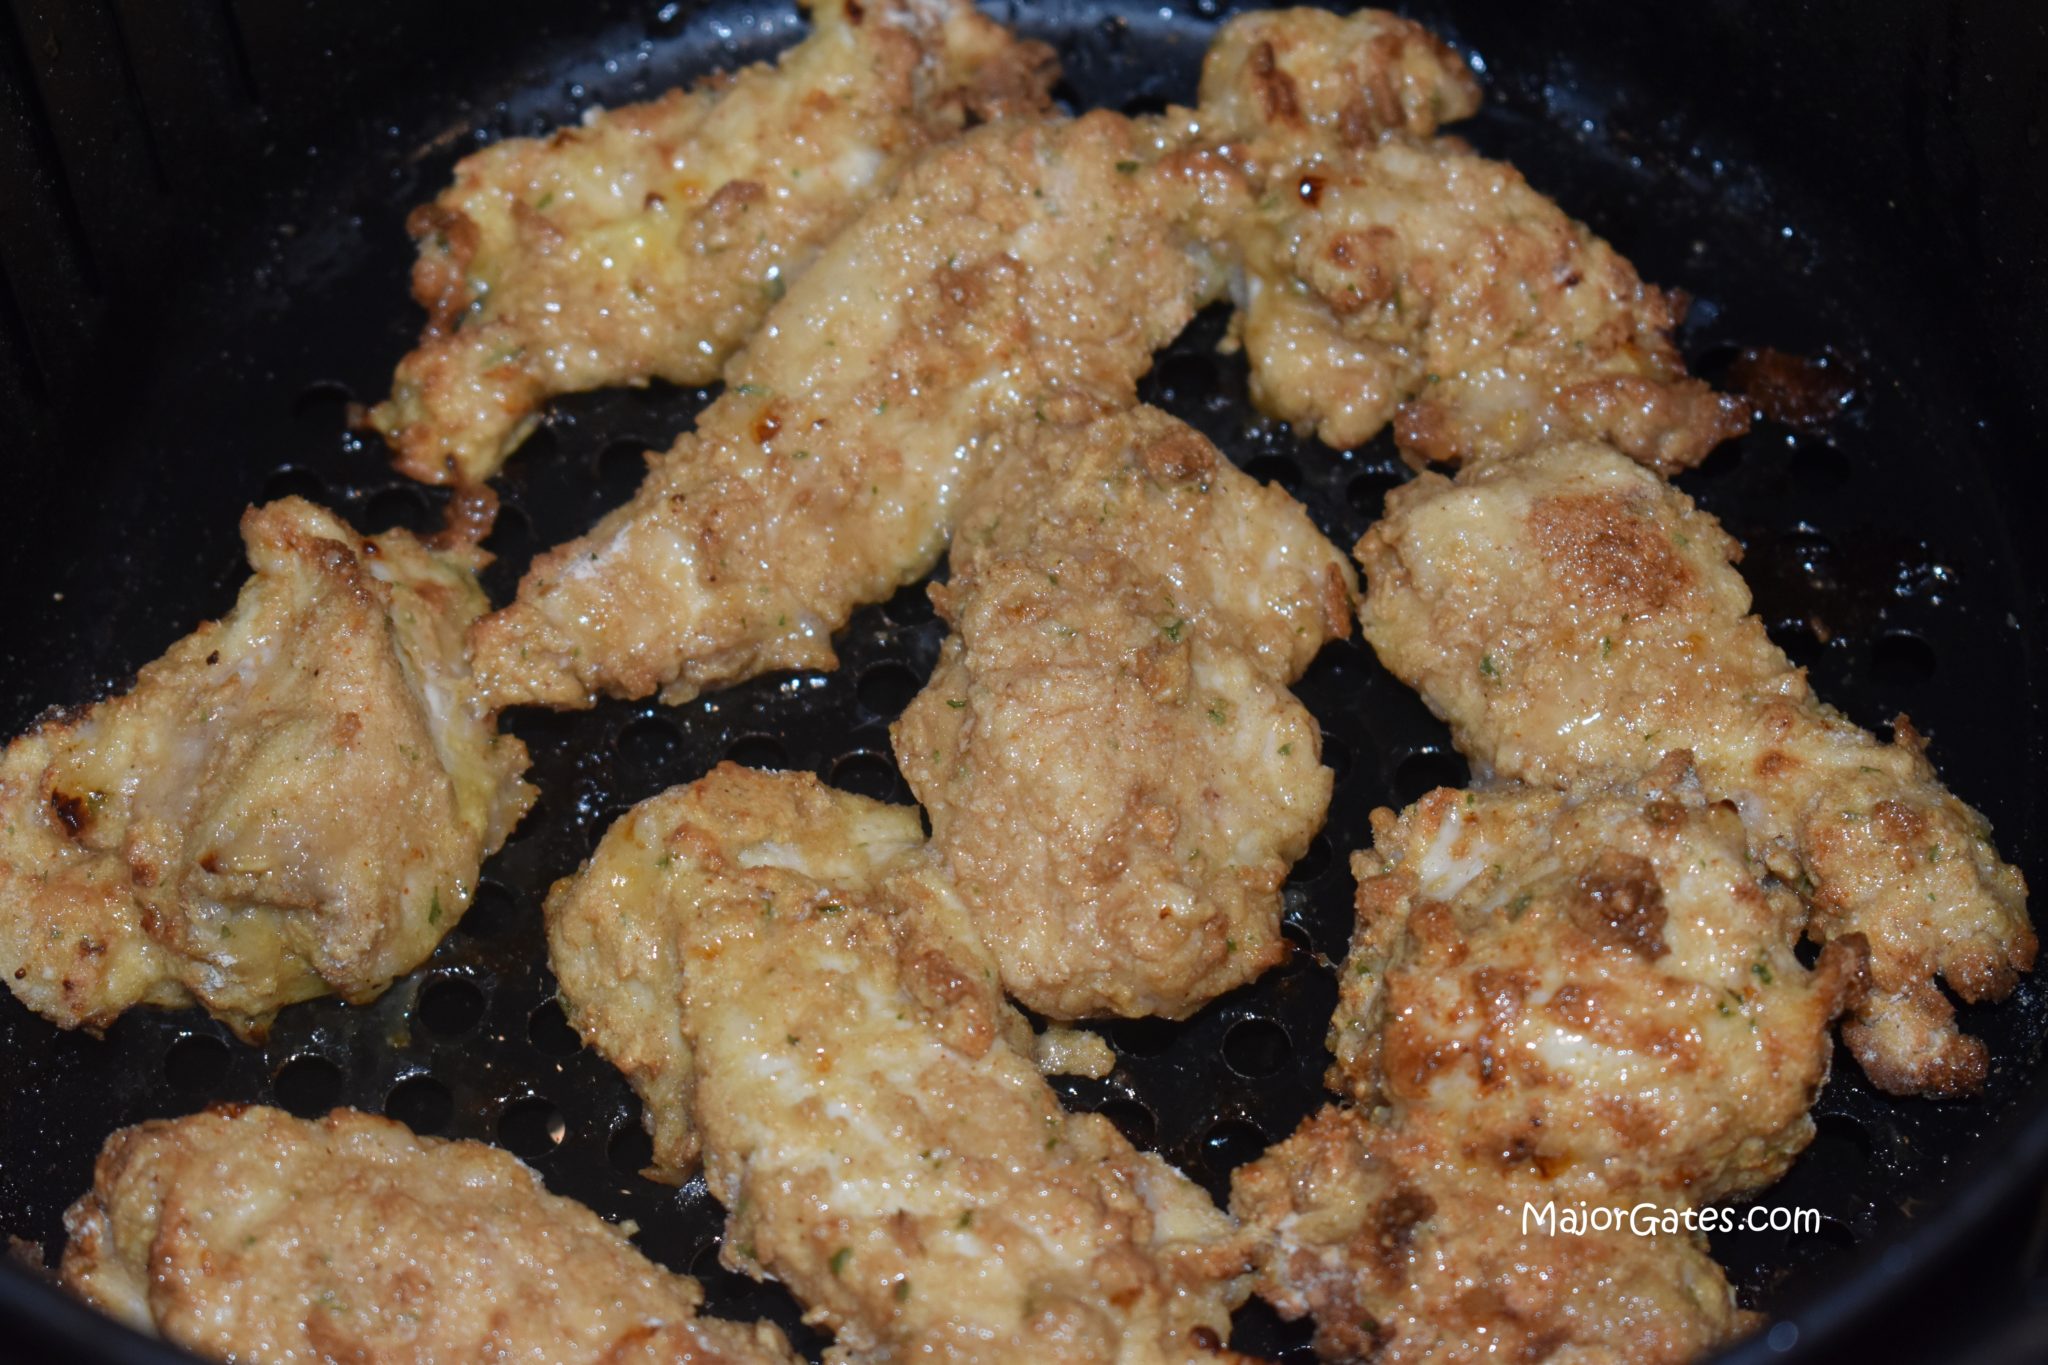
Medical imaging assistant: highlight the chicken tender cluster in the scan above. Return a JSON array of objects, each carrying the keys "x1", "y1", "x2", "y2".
[
  {"x1": 1201, "y1": 9, "x2": 1746, "y2": 471},
  {"x1": 0, "y1": 498, "x2": 533, "y2": 1038},
  {"x1": 546, "y1": 765, "x2": 1252, "y2": 1362},
  {"x1": 470, "y1": 111, "x2": 1246, "y2": 710},
  {"x1": 894, "y1": 407, "x2": 1354, "y2": 1020},
  {"x1": 371, "y1": 0, "x2": 1056, "y2": 485},
  {"x1": 18, "y1": 5, "x2": 2034, "y2": 1363},
  {"x1": 62, "y1": 1105, "x2": 795, "y2": 1365},
  {"x1": 1236, "y1": 761, "x2": 1861, "y2": 1362},
  {"x1": 1357, "y1": 441, "x2": 2033, "y2": 1094}
]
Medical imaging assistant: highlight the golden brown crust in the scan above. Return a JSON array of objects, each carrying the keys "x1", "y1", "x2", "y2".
[
  {"x1": 60, "y1": 1105, "x2": 794, "y2": 1364},
  {"x1": 545, "y1": 765, "x2": 1253, "y2": 1361},
  {"x1": 1233, "y1": 1107, "x2": 1753, "y2": 1364},
  {"x1": 0, "y1": 499, "x2": 533, "y2": 1037},
  {"x1": 1198, "y1": 9, "x2": 1741, "y2": 471},
  {"x1": 893, "y1": 407, "x2": 1353, "y2": 1018},
  {"x1": 370, "y1": 0, "x2": 1058, "y2": 486},
  {"x1": 470, "y1": 112, "x2": 1245, "y2": 710},
  {"x1": 1198, "y1": 8, "x2": 1481, "y2": 147},
  {"x1": 1336, "y1": 772, "x2": 1857, "y2": 1204},
  {"x1": 1357, "y1": 441, "x2": 2032, "y2": 1094}
]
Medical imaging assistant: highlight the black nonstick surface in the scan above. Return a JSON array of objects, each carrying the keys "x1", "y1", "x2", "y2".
[{"x1": 4, "y1": 1, "x2": 2048, "y2": 1361}]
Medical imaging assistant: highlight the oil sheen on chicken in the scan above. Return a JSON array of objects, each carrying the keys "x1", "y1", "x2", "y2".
[
  {"x1": 894, "y1": 406, "x2": 1353, "y2": 1019},
  {"x1": 0, "y1": 498, "x2": 533, "y2": 1038},
  {"x1": 1201, "y1": 8, "x2": 1746, "y2": 471},
  {"x1": 545, "y1": 764, "x2": 1253, "y2": 1362},
  {"x1": 1356, "y1": 440, "x2": 2032, "y2": 1095},
  {"x1": 1231, "y1": 761, "x2": 1853, "y2": 1361},
  {"x1": 62, "y1": 1105, "x2": 795, "y2": 1364},
  {"x1": 371, "y1": 0, "x2": 1057, "y2": 485}
]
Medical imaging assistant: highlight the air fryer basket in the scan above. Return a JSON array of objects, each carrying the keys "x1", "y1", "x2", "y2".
[{"x1": 3, "y1": 1, "x2": 2047, "y2": 1361}]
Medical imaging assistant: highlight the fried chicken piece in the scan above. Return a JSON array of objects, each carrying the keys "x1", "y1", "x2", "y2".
[
  {"x1": 0, "y1": 499, "x2": 533, "y2": 1038},
  {"x1": 1233, "y1": 1106, "x2": 1750, "y2": 1365},
  {"x1": 1230, "y1": 766, "x2": 1833, "y2": 1361},
  {"x1": 471, "y1": 111, "x2": 1245, "y2": 709},
  {"x1": 1356, "y1": 440, "x2": 2033, "y2": 1094},
  {"x1": 370, "y1": 0, "x2": 1057, "y2": 485},
  {"x1": 61, "y1": 1105, "x2": 795, "y2": 1364},
  {"x1": 546, "y1": 764, "x2": 1253, "y2": 1361},
  {"x1": 892, "y1": 407, "x2": 1353, "y2": 1018},
  {"x1": 1197, "y1": 7, "x2": 1481, "y2": 151},
  {"x1": 1201, "y1": 12, "x2": 1745, "y2": 471},
  {"x1": 1337, "y1": 758, "x2": 1864, "y2": 1205}
]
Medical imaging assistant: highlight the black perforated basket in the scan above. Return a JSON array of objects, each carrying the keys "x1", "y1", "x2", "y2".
[{"x1": 3, "y1": 2, "x2": 2048, "y2": 1361}]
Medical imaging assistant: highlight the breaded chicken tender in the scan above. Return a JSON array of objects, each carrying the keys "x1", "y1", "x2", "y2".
[
  {"x1": 471, "y1": 111, "x2": 1245, "y2": 710},
  {"x1": 61, "y1": 1105, "x2": 795, "y2": 1365},
  {"x1": 546, "y1": 765, "x2": 1253, "y2": 1361},
  {"x1": 0, "y1": 499, "x2": 533, "y2": 1038},
  {"x1": 1201, "y1": 10, "x2": 1745, "y2": 471},
  {"x1": 1233, "y1": 1106, "x2": 1749, "y2": 1365},
  {"x1": 1337, "y1": 757, "x2": 1864, "y2": 1205},
  {"x1": 1356, "y1": 441, "x2": 2032, "y2": 1094},
  {"x1": 893, "y1": 407, "x2": 1353, "y2": 1018},
  {"x1": 1229, "y1": 765, "x2": 1836, "y2": 1361},
  {"x1": 371, "y1": 0, "x2": 1057, "y2": 485},
  {"x1": 1196, "y1": 7, "x2": 1481, "y2": 152}
]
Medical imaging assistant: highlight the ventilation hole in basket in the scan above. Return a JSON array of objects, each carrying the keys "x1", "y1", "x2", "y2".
[
  {"x1": 1244, "y1": 454, "x2": 1303, "y2": 493},
  {"x1": 593, "y1": 438, "x2": 653, "y2": 507},
  {"x1": 1095, "y1": 1098, "x2": 1158, "y2": 1150},
  {"x1": 1198, "y1": 1117, "x2": 1270, "y2": 1179},
  {"x1": 416, "y1": 974, "x2": 486, "y2": 1038},
  {"x1": 609, "y1": 1118, "x2": 655, "y2": 1176},
  {"x1": 1143, "y1": 346, "x2": 1239, "y2": 413},
  {"x1": 1119, "y1": 89, "x2": 1171, "y2": 118},
  {"x1": 725, "y1": 734, "x2": 790, "y2": 770},
  {"x1": 1347, "y1": 467, "x2": 1403, "y2": 520},
  {"x1": 164, "y1": 1033, "x2": 230, "y2": 1092},
  {"x1": 1791, "y1": 439, "x2": 1854, "y2": 490},
  {"x1": 1871, "y1": 631, "x2": 1936, "y2": 686},
  {"x1": 461, "y1": 881, "x2": 517, "y2": 938},
  {"x1": 1320, "y1": 737, "x2": 1353, "y2": 782},
  {"x1": 385, "y1": 1074, "x2": 454, "y2": 1136},
  {"x1": 1779, "y1": 527, "x2": 1837, "y2": 582},
  {"x1": 362, "y1": 484, "x2": 435, "y2": 535},
  {"x1": 1280, "y1": 918, "x2": 1315, "y2": 954},
  {"x1": 527, "y1": 999, "x2": 583, "y2": 1058},
  {"x1": 880, "y1": 579, "x2": 936, "y2": 629},
  {"x1": 1105, "y1": 1016, "x2": 1179, "y2": 1057},
  {"x1": 514, "y1": 423, "x2": 561, "y2": 466},
  {"x1": 480, "y1": 501, "x2": 540, "y2": 594},
  {"x1": 831, "y1": 750, "x2": 905, "y2": 803},
  {"x1": 497, "y1": 1095, "x2": 567, "y2": 1158},
  {"x1": 1223, "y1": 1018, "x2": 1293, "y2": 1079},
  {"x1": 1684, "y1": 438, "x2": 1746, "y2": 482},
  {"x1": 292, "y1": 380, "x2": 355, "y2": 424},
  {"x1": 1394, "y1": 747, "x2": 1468, "y2": 803},
  {"x1": 273, "y1": 1054, "x2": 345, "y2": 1118},
  {"x1": 618, "y1": 713, "x2": 684, "y2": 780},
  {"x1": 262, "y1": 465, "x2": 328, "y2": 503},
  {"x1": 856, "y1": 661, "x2": 923, "y2": 719},
  {"x1": 1288, "y1": 833, "x2": 1332, "y2": 884},
  {"x1": 1809, "y1": 1112, "x2": 1875, "y2": 1165}
]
